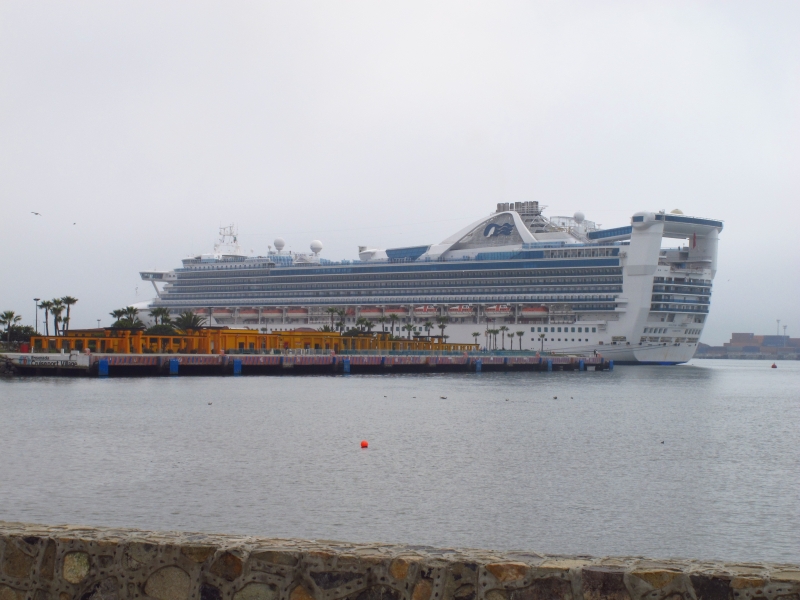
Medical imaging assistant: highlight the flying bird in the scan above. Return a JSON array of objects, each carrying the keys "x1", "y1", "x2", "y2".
[{"x1": 31, "y1": 212, "x2": 41, "y2": 216}]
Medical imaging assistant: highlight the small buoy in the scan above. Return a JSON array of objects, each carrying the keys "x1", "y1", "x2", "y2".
[
  {"x1": 440, "y1": 396, "x2": 447, "y2": 399},
  {"x1": 553, "y1": 396, "x2": 557, "y2": 399},
  {"x1": 360, "y1": 440, "x2": 368, "y2": 448},
  {"x1": 208, "y1": 402, "x2": 212, "y2": 405},
  {"x1": 661, "y1": 441, "x2": 664, "y2": 444},
  {"x1": 771, "y1": 363, "x2": 777, "y2": 369}
]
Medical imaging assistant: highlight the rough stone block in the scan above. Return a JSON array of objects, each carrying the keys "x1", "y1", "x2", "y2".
[
  {"x1": 144, "y1": 566, "x2": 191, "y2": 600},
  {"x1": 62, "y1": 552, "x2": 91, "y2": 584}
]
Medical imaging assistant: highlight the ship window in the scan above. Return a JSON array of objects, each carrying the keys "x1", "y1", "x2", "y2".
[
  {"x1": 557, "y1": 327, "x2": 562, "y2": 332},
  {"x1": 592, "y1": 327, "x2": 596, "y2": 332}
]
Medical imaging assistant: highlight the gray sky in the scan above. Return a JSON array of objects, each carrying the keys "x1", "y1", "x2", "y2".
[{"x1": 1, "y1": 1, "x2": 798, "y2": 345}]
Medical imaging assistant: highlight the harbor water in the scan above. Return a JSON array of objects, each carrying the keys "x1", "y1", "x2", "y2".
[{"x1": 1, "y1": 359, "x2": 798, "y2": 563}]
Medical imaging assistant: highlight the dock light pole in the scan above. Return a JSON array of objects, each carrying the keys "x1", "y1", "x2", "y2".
[
  {"x1": 34, "y1": 298, "x2": 40, "y2": 333},
  {"x1": 97, "y1": 319, "x2": 101, "y2": 328},
  {"x1": 777, "y1": 319, "x2": 781, "y2": 336}
]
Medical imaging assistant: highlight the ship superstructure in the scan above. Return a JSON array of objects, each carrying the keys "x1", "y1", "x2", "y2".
[{"x1": 140, "y1": 202, "x2": 722, "y2": 364}]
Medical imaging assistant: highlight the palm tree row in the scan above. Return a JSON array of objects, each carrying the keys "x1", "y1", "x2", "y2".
[
  {"x1": 37, "y1": 296, "x2": 78, "y2": 336},
  {"x1": 481, "y1": 328, "x2": 527, "y2": 351}
]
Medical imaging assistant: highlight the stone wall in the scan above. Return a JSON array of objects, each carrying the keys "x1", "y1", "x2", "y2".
[{"x1": 1, "y1": 522, "x2": 798, "y2": 600}]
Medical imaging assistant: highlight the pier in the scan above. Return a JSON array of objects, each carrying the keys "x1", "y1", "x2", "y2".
[{"x1": 1, "y1": 350, "x2": 612, "y2": 376}]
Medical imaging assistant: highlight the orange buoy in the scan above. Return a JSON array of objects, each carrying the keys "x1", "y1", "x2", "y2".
[
  {"x1": 771, "y1": 363, "x2": 777, "y2": 368},
  {"x1": 360, "y1": 440, "x2": 369, "y2": 448}
]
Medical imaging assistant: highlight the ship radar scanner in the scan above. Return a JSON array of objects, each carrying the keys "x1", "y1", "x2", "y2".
[
  {"x1": 273, "y1": 238, "x2": 285, "y2": 253},
  {"x1": 310, "y1": 240, "x2": 323, "y2": 255}
]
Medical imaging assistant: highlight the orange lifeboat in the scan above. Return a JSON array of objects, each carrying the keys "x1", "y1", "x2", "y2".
[
  {"x1": 286, "y1": 308, "x2": 309, "y2": 317},
  {"x1": 521, "y1": 306, "x2": 548, "y2": 319},
  {"x1": 239, "y1": 308, "x2": 259, "y2": 316},
  {"x1": 413, "y1": 305, "x2": 437, "y2": 318},
  {"x1": 384, "y1": 306, "x2": 409, "y2": 317},
  {"x1": 359, "y1": 307, "x2": 383, "y2": 318},
  {"x1": 261, "y1": 308, "x2": 283, "y2": 317},
  {"x1": 484, "y1": 304, "x2": 512, "y2": 318},
  {"x1": 448, "y1": 305, "x2": 474, "y2": 318},
  {"x1": 212, "y1": 308, "x2": 233, "y2": 316}
]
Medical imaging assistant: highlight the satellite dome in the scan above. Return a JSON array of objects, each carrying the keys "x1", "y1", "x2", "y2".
[
  {"x1": 310, "y1": 240, "x2": 323, "y2": 254},
  {"x1": 670, "y1": 208, "x2": 684, "y2": 214},
  {"x1": 573, "y1": 211, "x2": 585, "y2": 224},
  {"x1": 274, "y1": 238, "x2": 285, "y2": 252}
]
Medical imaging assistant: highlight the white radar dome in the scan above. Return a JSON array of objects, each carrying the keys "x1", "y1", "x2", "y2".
[
  {"x1": 274, "y1": 238, "x2": 285, "y2": 252},
  {"x1": 310, "y1": 240, "x2": 323, "y2": 254},
  {"x1": 573, "y1": 211, "x2": 585, "y2": 224}
]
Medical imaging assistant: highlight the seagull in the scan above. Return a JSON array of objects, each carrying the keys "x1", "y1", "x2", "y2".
[{"x1": 31, "y1": 211, "x2": 41, "y2": 216}]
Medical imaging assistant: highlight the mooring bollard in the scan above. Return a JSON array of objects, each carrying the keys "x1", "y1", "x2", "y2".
[
  {"x1": 233, "y1": 359, "x2": 242, "y2": 376},
  {"x1": 475, "y1": 358, "x2": 482, "y2": 373},
  {"x1": 609, "y1": 360, "x2": 614, "y2": 371},
  {"x1": 547, "y1": 359, "x2": 552, "y2": 372},
  {"x1": 98, "y1": 358, "x2": 109, "y2": 378},
  {"x1": 579, "y1": 359, "x2": 585, "y2": 371},
  {"x1": 343, "y1": 358, "x2": 350, "y2": 374},
  {"x1": 169, "y1": 358, "x2": 179, "y2": 376}
]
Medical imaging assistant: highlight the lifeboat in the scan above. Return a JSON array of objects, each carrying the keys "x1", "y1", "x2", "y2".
[
  {"x1": 359, "y1": 307, "x2": 383, "y2": 318},
  {"x1": 212, "y1": 308, "x2": 233, "y2": 316},
  {"x1": 261, "y1": 308, "x2": 283, "y2": 317},
  {"x1": 448, "y1": 305, "x2": 474, "y2": 318},
  {"x1": 484, "y1": 304, "x2": 512, "y2": 318},
  {"x1": 521, "y1": 306, "x2": 548, "y2": 318},
  {"x1": 384, "y1": 306, "x2": 409, "y2": 317},
  {"x1": 286, "y1": 308, "x2": 309, "y2": 317},
  {"x1": 239, "y1": 308, "x2": 259, "y2": 316},
  {"x1": 413, "y1": 305, "x2": 437, "y2": 318}
]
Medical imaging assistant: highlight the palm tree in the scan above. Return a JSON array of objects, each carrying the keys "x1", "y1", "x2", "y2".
[
  {"x1": 0, "y1": 311, "x2": 22, "y2": 343},
  {"x1": 387, "y1": 313, "x2": 400, "y2": 337},
  {"x1": 123, "y1": 306, "x2": 140, "y2": 323},
  {"x1": 318, "y1": 325, "x2": 335, "y2": 332},
  {"x1": 471, "y1": 332, "x2": 480, "y2": 347},
  {"x1": 402, "y1": 323, "x2": 415, "y2": 339},
  {"x1": 39, "y1": 300, "x2": 53, "y2": 336},
  {"x1": 150, "y1": 307, "x2": 171, "y2": 325},
  {"x1": 377, "y1": 316, "x2": 388, "y2": 333},
  {"x1": 363, "y1": 319, "x2": 375, "y2": 333},
  {"x1": 490, "y1": 329, "x2": 499, "y2": 350},
  {"x1": 499, "y1": 325, "x2": 509, "y2": 350},
  {"x1": 538, "y1": 333, "x2": 546, "y2": 352},
  {"x1": 336, "y1": 309, "x2": 347, "y2": 333},
  {"x1": 61, "y1": 296, "x2": 78, "y2": 333},
  {"x1": 355, "y1": 317, "x2": 370, "y2": 332},
  {"x1": 436, "y1": 316, "x2": 449, "y2": 339},
  {"x1": 423, "y1": 320, "x2": 434, "y2": 339},
  {"x1": 50, "y1": 299, "x2": 64, "y2": 336},
  {"x1": 516, "y1": 331, "x2": 524, "y2": 350},
  {"x1": 173, "y1": 311, "x2": 207, "y2": 331},
  {"x1": 326, "y1": 307, "x2": 338, "y2": 329}
]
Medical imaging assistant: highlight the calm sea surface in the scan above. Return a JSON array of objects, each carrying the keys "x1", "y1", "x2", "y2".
[{"x1": 1, "y1": 359, "x2": 798, "y2": 563}]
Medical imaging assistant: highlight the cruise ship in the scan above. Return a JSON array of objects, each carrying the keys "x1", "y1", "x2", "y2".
[{"x1": 140, "y1": 202, "x2": 723, "y2": 364}]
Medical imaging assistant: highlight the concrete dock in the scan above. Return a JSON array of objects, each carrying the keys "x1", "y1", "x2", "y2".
[{"x1": 1, "y1": 351, "x2": 613, "y2": 376}]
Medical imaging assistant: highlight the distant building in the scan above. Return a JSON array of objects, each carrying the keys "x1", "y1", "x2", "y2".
[{"x1": 697, "y1": 332, "x2": 799, "y2": 359}]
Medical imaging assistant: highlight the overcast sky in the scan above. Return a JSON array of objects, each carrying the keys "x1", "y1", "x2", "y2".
[{"x1": 1, "y1": 1, "x2": 798, "y2": 345}]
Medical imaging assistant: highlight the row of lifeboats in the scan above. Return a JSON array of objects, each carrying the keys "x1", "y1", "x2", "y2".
[{"x1": 208, "y1": 305, "x2": 549, "y2": 319}]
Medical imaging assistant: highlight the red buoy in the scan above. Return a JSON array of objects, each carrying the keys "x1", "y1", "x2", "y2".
[
  {"x1": 771, "y1": 363, "x2": 777, "y2": 369},
  {"x1": 360, "y1": 440, "x2": 369, "y2": 448}
]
